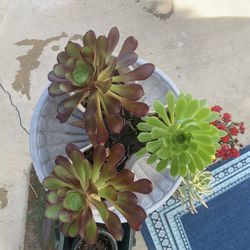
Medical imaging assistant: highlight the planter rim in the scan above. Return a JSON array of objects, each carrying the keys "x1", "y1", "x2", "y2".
[{"x1": 72, "y1": 228, "x2": 118, "y2": 250}]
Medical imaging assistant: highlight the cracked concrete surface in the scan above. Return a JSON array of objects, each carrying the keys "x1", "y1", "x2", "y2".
[
  {"x1": 0, "y1": 83, "x2": 29, "y2": 135},
  {"x1": 0, "y1": 0, "x2": 250, "y2": 249}
]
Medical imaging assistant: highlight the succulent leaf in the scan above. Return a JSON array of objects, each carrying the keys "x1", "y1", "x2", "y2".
[
  {"x1": 45, "y1": 203, "x2": 63, "y2": 219},
  {"x1": 110, "y1": 83, "x2": 144, "y2": 101},
  {"x1": 105, "y1": 211, "x2": 124, "y2": 241},
  {"x1": 118, "y1": 36, "x2": 138, "y2": 56},
  {"x1": 107, "y1": 27, "x2": 120, "y2": 56},
  {"x1": 84, "y1": 213, "x2": 98, "y2": 244}
]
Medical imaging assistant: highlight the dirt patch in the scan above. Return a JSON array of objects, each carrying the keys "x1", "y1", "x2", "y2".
[
  {"x1": 0, "y1": 187, "x2": 8, "y2": 209},
  {"x1": 24, "y1": 166, "x2": 55, "y2": 250},
  {"x1": 76, "y1": 234, "x2": 112, "y2": 250}
]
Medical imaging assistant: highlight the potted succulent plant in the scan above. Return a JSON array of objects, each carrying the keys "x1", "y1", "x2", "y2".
[
  {"x1": 30, "y1": 26, "x2": 245, "y2": 249},
  {"x1": 30, "y1": 27, "x2": 182, "y2": 249}
]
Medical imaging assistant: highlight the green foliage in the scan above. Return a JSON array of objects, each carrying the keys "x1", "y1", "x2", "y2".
[
  {"x1": 48, "y1": 27, "x2": 155, "y2": 145},
  {"x1": 43, "y1": 143, "x2": 152, "y2": 244},
  {"x1": 137, "y1": 91, "x2": 226, "y2": 177},
  {"x1": 174, "y1": 170, "x2": 213, "y2": 214}
]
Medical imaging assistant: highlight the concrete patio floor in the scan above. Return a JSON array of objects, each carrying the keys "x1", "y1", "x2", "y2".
[{"x1": 0, "y1": 0, "x2": 249, "y2": 249}]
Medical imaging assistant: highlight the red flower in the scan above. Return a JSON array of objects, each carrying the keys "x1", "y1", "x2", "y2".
[
  {"x1": 230, "y1": 148, "x2": 240, "y2": 158},
  {"x1": 223, "y1": 113, "x2": 232, "y2": 122},
  {"x1": 239, "y1": 122, "x2": 246, "y2": 134},
  {"x1": 211, "y1": 105, "x2": 223, "y2": 113},
  {"x1": 229, "y1": 127, "x2": 238, "y2": 136},
  {"x1": 217, "y1": 124, "x2": 226, "y2": 130},
  {"x1": 216, "y1": 145, "x2": 230, "y2": 159},
  {"x1": 216, "y1": 149, "x2": 225, "y2": 158},
  {"x1": 221, "y1": 135, "x2": 230, "y2": 143}
]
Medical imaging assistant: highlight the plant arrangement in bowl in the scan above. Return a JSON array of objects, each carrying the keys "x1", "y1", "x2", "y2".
[{"x1": 30, "y1": 26, "x2": 245, "y2": 249}]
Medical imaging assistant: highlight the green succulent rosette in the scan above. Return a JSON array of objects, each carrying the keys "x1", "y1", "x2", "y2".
[
  {"x1": 137, "y1": 91, "x2": 227, "y2": 177},
  {"x1": 176, "y1": 170, "x2": 213, "y2": 214},
  {"x1": 43, "y1": 143, "x2": 152, "y2": 244},
  {"x1": 48, "y1": 27, "x2": 155, "y2": 145}
]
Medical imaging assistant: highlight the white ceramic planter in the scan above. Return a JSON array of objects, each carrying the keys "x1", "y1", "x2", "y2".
[{"x1": 29, "y1": 58, "x2": 182, "y2": 223}]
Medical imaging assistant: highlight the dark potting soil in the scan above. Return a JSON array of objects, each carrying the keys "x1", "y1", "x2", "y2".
[
  {"x1": 76, "y1": 234, "x2": 112, "y2": 250},
  {"x1": 84, "y1": 109, "x2": 145, "y2": 171}
]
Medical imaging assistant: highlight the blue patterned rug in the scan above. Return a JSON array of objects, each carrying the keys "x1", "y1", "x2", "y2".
[{"x1": 141, "y1": 145, "x2": 250, "y2": 250}]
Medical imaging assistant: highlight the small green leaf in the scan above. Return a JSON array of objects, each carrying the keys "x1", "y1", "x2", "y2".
[
  {"x1": 190, "y1": 141, "x2": 198, "y2": 152},
  {"x1": 146, "y1": 140, "x2": 162, "y2": 153},
  {"x1": 82, "y1": 159, "x2": 92, "y2": 183},
  {"x1": 68, "y1": 219, "x2": 80, "y2": 238},
  {"x1": 137, "y1": 122, "x2": 153, "y2": 132},
  {"x1": 136, "y1": 147, "x2": 147, "y2": 157},
  {"x1": 177, "y1": 118, "x2": 195, "y2": 127},
  {"x1": 72, "y1": 64, "x2": 89, "y2": 85},
  {"x1": 156, "y1": 159, "x2": 168, "y2": 172},
  {"x1": 197, "y1": 148, "x2": 213, "y2": 164},
  {"x1": 63, "y1": 191, "x2": 85, "y2": 212},
  {"x1": 192, "y1": 153, "x2": 205, "y2": 171},
  {"x1": 147, "y1": 153, "x2": 158, "y2": 164},
  {"x1": 54, "y1": 165, "x2": 72, "y2": 181},
  {"x1": 188, "y1": 158, "x2": 197, "y2": 174},
  {"x1": 45, "y1": 204, "x2": 63, "y2": 219},
  {"x1": 193, "y1": 134, "x2": 213, "y2": 144},
  {"x1": 147, "y1": 116, "x2": 169, "y2": 130},
  {"x1": 198, "y1": 143, "x2": 216, "y2": 155},
  {"x1": 53, "y1": 64, "x2": 66, "y2": 78},
  {"x1": 57, "y1": 188, "x2": 67, "y2": 198},
  {"x1": 137, "y1": 132, "x2": 152, "y2": 142},
  {"x1": 43, "y1": 176, "x2": 73, "y2": 190},
  {"x1": 84, "y1": 215, "x2": 98, "y2": 244},
  {"x1": 185, "y1": 100, "x2": 200, "y2": 117},
  {"x1": 59, "y1": 210, "x2": 72, "y2": 222},
  {"x1": 206, "y1": 111, "x2": 220, "y2": 123},
  {"x1": 193, "y1": 107, "x2": 211, "y2": 121},
  {"x1": 153, "y1": 101, "x2": 171, "y2": 126},
  {"x1": 180, "y1": 165, "x2": 187, "y2": 177},
  {"x1": 99, "y1": 186, "x2": 117, "y2": 201},
  {"x1": 66, "y1": 58, "x2": 75, "y2": 70},
  {"x1": 65, "y1": 41, "x2": 81, "y2": 59},
  {"x1": 81, "y1": 47, "x2": 93, "y2": 59},
  {"x1": 183, "y1": 124, "x2": 200, "y2": 132},
  {"x1": 170, "y1": 155, "x2": 179, "y2": 177},
  {"x1": 179, "y1": 154, "x2": 190, "y2": 168},
  {"x1": 175, "y1": 97, "x2": 187, "y2": 120},
  {"x1": 156, "y1": 147, "x2": 170, "y2": 160},
  {"x1": 90, "y1": 198, "x2": 109, "y2": 222},
  {"x1": 46, "y1": 191, "x2": 60, "y2": 204},
  {"x1": 151, "y1": 127, "x2": 170, "y2": 138}
]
